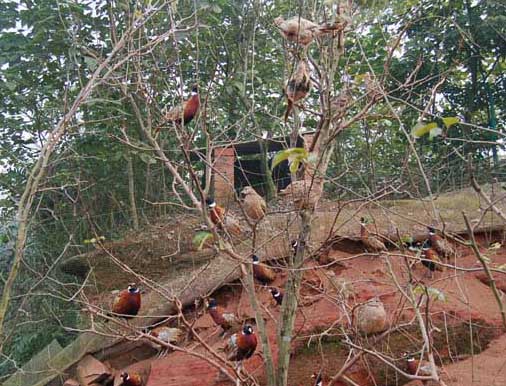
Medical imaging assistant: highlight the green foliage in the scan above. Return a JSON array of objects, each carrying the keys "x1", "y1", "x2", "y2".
[
  {"x1": 192, "y1": 231, "x2": 214, "y2": 251},
  {"x1": 272, "y1": 148, "x2": 309, "y2": 175}
]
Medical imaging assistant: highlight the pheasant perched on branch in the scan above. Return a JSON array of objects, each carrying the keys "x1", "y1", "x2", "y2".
[
  {"x1": 359, "y1": 218, "x2": 387, "y2": 253},
  {"x1": 273, "y1": 16, "x2": 346, "y2": 47},
  {"x1": 205, "y1": 198, "x2": 242, "y2": 237},
  {"x1": 157, "y1": 84, "x2": 200, "y2": 132},
  {"x1": 111, "y1": 283, "x2": 141, "y2": 320},
  {"x1": 284, "y1": 58, "x2": 311, "y2": 121},
  {"x1": 241, "y1": 186, "x2": 266, "y2": 221}
]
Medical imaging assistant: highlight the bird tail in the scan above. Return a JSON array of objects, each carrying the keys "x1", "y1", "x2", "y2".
[
  {"x1": 317, "y1": 21, "x2": 346, "y2": 33},
  {"x1": 284, "y1": 100, "x2": 293, "y2": 122}
]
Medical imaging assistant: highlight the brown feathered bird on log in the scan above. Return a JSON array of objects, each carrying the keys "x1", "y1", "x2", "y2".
[
  {"x1": 359, "y1": 218, "x2": 387, "y2": 253},
  {"x1": 241, "y1": 186, "x2": 266, "y2": 221},
  {"x1": 205, "y1": 198, "x2": 242, "y2": 237},
  {"x1": 279, "y1": 178, "x2": 323, "y2": 210},
  {"x1": 111, "y1": 283, "x2": 141, "y2": 320},
  {"x1": 273, "y1": 16, "x2": 346, "y2": 47},
  {"x1": 157, "y1": 84, "x2": 200, "y2": 132},
  {"x1": 284, "y1": 58, "x2": 311, "y2": 121}
]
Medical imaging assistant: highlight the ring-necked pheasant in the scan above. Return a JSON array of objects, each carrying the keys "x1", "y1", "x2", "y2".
[
  {"x1": 405, "y1": 353, "x2": 439, "y2": 385},
  {"x1": 428, "y1": 226, "x2": 455, "y2": 258},
  {"x1": 157, "y1": 84, "x2": 200, "y2": 132},
  {"x1": 269, "y1": 287, "x2": 284, "y2": 306},
  {"x1": 359, "y1": 218, "x2": 387, "y2": 254},
  {"x1": 111, "y1": 283, "x2": 141, "y2": 320},
  {"x1": 119, "y1": 371, "x2": 143, "y2": 386},
  {"x1": 252, "y1": 254, "x2": 276, "y2": 284},
  {"x1": 207, "y1": 298, "x2": 240, "y2": 334},
  {"x1": 224, "y1": 324, "x2": 258, "y2": 370},
  {"x1": 205, "y1": 198, "x2": 242, "y2": 237}
]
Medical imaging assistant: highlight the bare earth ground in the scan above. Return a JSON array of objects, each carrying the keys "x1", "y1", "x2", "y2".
[{"x1": 107, "y1": 233, "x2": 506, "y2": 386}]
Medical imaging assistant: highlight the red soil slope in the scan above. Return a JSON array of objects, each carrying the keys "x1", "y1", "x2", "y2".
[{"x1": 116, "y1": 234, "x2": 506, "y2": 386}]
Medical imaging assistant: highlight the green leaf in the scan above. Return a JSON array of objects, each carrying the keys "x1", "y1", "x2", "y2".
[
  {"x1": 192, "y1": 231, "x2": 214, "y2": 250},
  {"x1": 271, "y1": 148, "x2": 308, "y2": 171},
  {"x1": 442, "y1": 117, "x2": 460, "y2": 128},
  {"x1": 289, "y1": 159, "x2": 300, "y2": 174},
  {"x1": 429, "y1": 126, "x2": 442, "y2": 140},
  {"x1": 411, "y1": 121, "x2": 438, "y2": 138}
]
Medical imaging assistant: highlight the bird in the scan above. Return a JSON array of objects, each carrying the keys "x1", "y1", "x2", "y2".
[
  {"x1": 428, "y1": 226, "x2": 455, "y2": 258},
  {"x1": 119, "y1": 371, "x2": 143, "y2": 386},
  {"x1": 273, "y1": 16, "x2": 346, "y2": 47},
  {"x1": 205, "y1": 198, "x2": 242, "y2": 237},
  {"x1": 111, "y1": 283, "x2": 141, "y2": 320},
  {"x1": 279, "y1": 178, "x2": 324, "y2": 210},
  {"x1": 420, "y1": 240, "x2": 444, "y2": 278},
  {"x1": 157, "y1": 84, "x2": 200, "y2": 132},
  {"x1": 311, "y1": 372, "x2": 323, "y2": 386},
  {"x1": 241, "y1": 186, "x2": 266, "y2": 221},
  {"x1": 405, "y1": 354, "x2": 439, "y2": 385},
  {"x1": 359, "y1": 218, "x2": 387, "y2": 253},
  {"x1": 252, "y1": 254, "x2": 276, "y2": 284},
  {"x1": 224, "y1": 325, "x2": 258, "y2": 366},
  {"x1": 146, "y1": 326, "x2": 184, "y2": 357},
  {"x1": 284, "y1": 57, "x2": 311, "y2": 121},
  {"x1": 207, "y1": 298, "x2": 240, "y2": 334},
  {"x1": 269, "y1": 287, "x2": 284, "y2": 306}
]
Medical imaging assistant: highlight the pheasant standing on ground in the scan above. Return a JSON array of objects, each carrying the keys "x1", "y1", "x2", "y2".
[
  {"x1": 252, "y1": 254, "x2": 276, "y2": 284},
  {"x1": 273, "y1": 16, "x2": 346, "y2": 47},
  {"x1": 111, "y1": 283, "x2": 141, "y2": 320},
  {"x1": 359, "y1": 218, "x2": 387, "y2": 253},
  {"x1": 241, "y1": 186, "x2": 266, "y2": 221},
  {"x1": 147, "y1": 326, "x2": 184, "y2": 357},
  {"x1": 284, "y1": 57, "x2": 311, "y2": 121},
  {"x1": 119, "y1": 371, "x2": 143, "y2": 386},
  {"x1": 224, "y1": 325, "x2": 258, "y2": 368},
  {"x1": 207, "y1": 298, "x2": 240, "y2": 334},
  {"x1": 311, "y1": 372, "x2": 324, "y2": 386},
  {"x1": 157, "y1": 84, "x2": 200, "y2": 132},
  {"x1": 428, "y1": 226, "x2": 455, "y2": 258},
  {"x1": 269, "y1": 287, "x2": 284, "y2": 306},
  {"x1": 420, "y1": 240, "x2": 444, "y2": 279},
  {"x1": 405, "y1": 354, "x2": 439, "y2": 385}
]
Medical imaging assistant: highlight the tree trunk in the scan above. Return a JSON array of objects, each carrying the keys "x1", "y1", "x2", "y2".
[{"x1": 126, "y1": 151, "x2": 139, "y2": 230}]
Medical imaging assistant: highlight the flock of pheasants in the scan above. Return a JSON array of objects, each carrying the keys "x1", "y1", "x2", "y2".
[
  {"x1": 106, "y1": 13, "x2": 458, "y2": 386},
  {"x1": 110, "y1": 196, "x2": 456, "y2": 386}
]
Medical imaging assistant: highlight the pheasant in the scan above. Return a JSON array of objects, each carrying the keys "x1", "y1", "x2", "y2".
[
  {"x1": 157, "y1": 84, "x2": 199, "y2": 132},
  {"x1": 252, "y1": 254, "x2": 276, "y2": 284},
  {"x1": 428, "y1": 226, "x2": 455, "y2": 258},
  {"x1": 111, "y1": 283, "x2": 141, "y2": 320},
  {"x1": 284, "y1": 58, "x2": 311, "y2": 121},
  {"x1": 274, "y1": 16, "x2": 346, "y2": 47},
  {"x1": 241, "y1": 186, "x2": 266, "y2": 220},
  {"x1": 359, "y1": 218, "x2": 387, "y2": 253}
]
